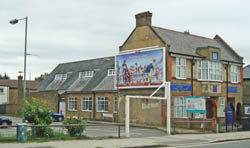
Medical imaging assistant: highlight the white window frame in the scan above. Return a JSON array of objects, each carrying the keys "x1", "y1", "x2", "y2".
[
  {"x1": 108, "y1": 69, "x2": 115, "y2": 76},
  {"x1": 174, "y1": 96, "x2": 187, "y2": 118},
  {"x1": 79, "y1": 71, "x2": 94, "y2": 79},
  {"x1": 81, "y1": 97, "x2": 92, "y2": 112},
  {"x1": 97, "y1": 97, "x2": 108, "y2": 112},
  {"x1": 198, "y1": 60, "x2": 222, "y2": 81},
  {"x1": 219, "y1": 97, "x2": 225, "y2": 117},
  {"x1": 55, "y1": 73, "x2": 67, "y2": 80},
  {"x1": 68, "y1": 97, "x2": 77, "y2": 111},
  {"x1": 231, "y1": 65, "x2": 238, "y2": 83},
  {"x1": 0, "y1": 88, "x2": 4, "y2": 95},
  {"x1": 176, "y1": 57, "x2": 186, "y2": 79},
  {"x1": 114, "y1": 96, "x2": 118, "y2": 113}
]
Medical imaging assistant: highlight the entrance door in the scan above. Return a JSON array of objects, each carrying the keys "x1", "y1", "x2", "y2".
[
  {"x1": 59, "y1": 102, "x2": 66, "y2": 115},
  {"x1": 206, "y1": 100, "x2": 217, "y2": 118}
]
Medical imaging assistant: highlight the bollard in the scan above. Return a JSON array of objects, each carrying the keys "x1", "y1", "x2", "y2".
[{"x1": 216, "y1": 124, "x2": 219, "y2": 133}]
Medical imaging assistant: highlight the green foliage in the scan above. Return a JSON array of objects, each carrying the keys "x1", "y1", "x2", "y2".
[
  {"x1": 24, "y1": 98, "x2": 54, "y2": 125},
  {"x1": 63, "y1": 116, "x2": 86, "y2": 136}
]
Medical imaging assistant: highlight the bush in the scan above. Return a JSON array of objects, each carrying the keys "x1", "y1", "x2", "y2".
[
  {"x1": 63, "y1": 116, "x2": 86, "y2": 136},
  {"x1": 35, "y1": 127, "x2": 55, "y2": 137}
]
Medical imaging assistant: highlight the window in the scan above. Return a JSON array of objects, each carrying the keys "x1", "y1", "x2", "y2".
[
  {"x1": 79, "y1": 71, "x2": 94, "y2": 79},
  {"x1": 55, "y1": 73, "x2": 67, "y2": 80},
  {"x1": 174, "y1": 96, "x2": 187, "y2": 118},
  {"x1": 219, "y1": 97, "x2": 225, "y2": 117},
  {"x1": 176, "y1": 57, "x2": 186, "y2": 79},
  {"x1": 231, "y1": 65, "x2": 238, "y2": 83},
  {"x1": 68, "y1": 97, "x2": 77, "y2": 111},
  {"x1": 0, "y1": 88, "x2": 4, "y2": 94},
  {"x1": 114, "y1": 97, "x2": 118, "y2": 113},
  {"x1": 108, "y1": 69, "x2": 115, "y2": 76},
  {"x1": 97, "y1": 97, "x2": 108, "y2": 112},
  {"x1": 81, "y1": 97, "x2": 92, "y2": 111},
  {"x1": 198, "y1": 61, "x2": 222, "y2": 81}
]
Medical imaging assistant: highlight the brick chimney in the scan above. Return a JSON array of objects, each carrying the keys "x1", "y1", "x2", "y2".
[{"x1": 135, "y1": 11, "x2": 152, "y2": 27}]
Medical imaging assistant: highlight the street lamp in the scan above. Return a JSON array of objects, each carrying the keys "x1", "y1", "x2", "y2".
[{"x1": 10, "y1": 17, "x2": 28, "y2": 122}]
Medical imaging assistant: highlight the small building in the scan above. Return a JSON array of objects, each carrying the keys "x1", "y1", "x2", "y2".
[
  {"x1": 37, "y1": 57, "x2": 118, "y2": 121},
  {"x1": 0, "y1": 76, "x2": 40, "y2": 116}
]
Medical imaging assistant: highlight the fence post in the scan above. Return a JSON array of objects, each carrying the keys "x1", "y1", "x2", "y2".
[
  {"x1": 31, "y1": 124, "x2": 35, "y2": 140},
  {"x1": 118, "y1": 124, "x2": 120, "y2": 138},
  {"x1": 174, "y1": 120, "x2": 176, "y2": 133}
]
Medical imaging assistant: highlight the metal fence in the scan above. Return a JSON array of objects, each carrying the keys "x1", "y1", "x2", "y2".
[{"x1": 0, "y1": 123, "x2": 122, "y2": 142}]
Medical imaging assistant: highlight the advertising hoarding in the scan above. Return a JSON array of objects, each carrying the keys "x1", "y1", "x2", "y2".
[
  {"x1": 186, "y1": 96, "x2": 206, "y2": 113},
  {"x1": 115, "y1": 48, "x2": 165, "y2": 89}
]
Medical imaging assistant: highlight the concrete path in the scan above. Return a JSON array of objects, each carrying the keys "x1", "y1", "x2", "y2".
[{"x1": 1, "y1": 131, "x2": 250, "y2": 148}]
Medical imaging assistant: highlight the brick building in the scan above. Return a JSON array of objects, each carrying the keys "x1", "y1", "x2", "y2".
[
  {"x1": 243, "y1": 65, "x2": 250, "y2": 103},
  {"x1": 116, "y1": 11, "x2": 244, "y2": 125},
  {"x1": 37, "y1": 57, "x2": 118, "y2": 121}
]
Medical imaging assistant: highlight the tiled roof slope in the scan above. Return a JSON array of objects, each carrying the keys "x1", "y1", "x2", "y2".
[
  {"x1": 152, "y1": 26, "x2": 243, "y2": 63},
  {"x1": 0, "y1": 79, "x2": 40, "y2": 90},
  {"x1": 37, "y1": 56, "x2": 116, "y2": 93},
  {"x1": 244, "y1": 65, "x2": 250, "y2": 79}
]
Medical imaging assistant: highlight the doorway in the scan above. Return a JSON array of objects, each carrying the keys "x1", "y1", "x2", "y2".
[
  {"x1": 236, "y1": 103, "x2": 242, "y2": 123},
  {"x1": 206, "y1": 99, "x2": 217, "y2": 118}
]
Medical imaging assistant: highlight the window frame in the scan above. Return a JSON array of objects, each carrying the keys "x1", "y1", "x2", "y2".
[
  {"x1": 68, "y1": 97, "x2": 77, "y2": 112},
  {"x1": 97, "y1": 97, "x2": 109, "y2": 112},
  {"x1": 174, "y1": 96, "x2": 187, "y2": 118},
  {"x1": 176, "y1": 57, "x2": 186, "y2": 79},
  {"x1": 114, "y1": 96, "x2": 118, "y2": 113},
  {"x1": 81, "y1": 97, "x2": 92, "y2": 112},
  {"x1": 55, "y1": 73, "x2": 67, "y2": 80},
  {"x1": 197, "y1": 60, "x2": 222, "y2": 82},
  {"x1": 0, "y1": 88, "x2": 4, "y2": 95},
  {"x1": 219, "y1": 97, "x2": 225, "y2": 117},
  {"x1": 108, "y1": 69, "x2": 115, "y2": 76},
  {"x1": 230, "y1": 65, "x2": 239, "y2": 83},
  {"x1": 79, "y1": 71, "x2": 94, "y2": 79}
]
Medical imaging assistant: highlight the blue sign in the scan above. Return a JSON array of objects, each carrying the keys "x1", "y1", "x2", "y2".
[
  {"x1": 228, "y1": 86, "x2": 238, "y2": 93},
  {"x1": 212, "y1": 52, "x2": 218, "y2": 62},
  {"x1": 171, "y1": 83, "x2": 191, "y2": 92},
  {"x1": 213, "y1": 85, "x2": 217, "y2": 92}
]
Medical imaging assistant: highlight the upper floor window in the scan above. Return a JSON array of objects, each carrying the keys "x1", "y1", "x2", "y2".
[
  {"x1": 176, "y1": 57, "x2": 186, "y2": 79},
  {"x1": 55, "y1": 73, "x2": 67, "y2": 80},
  {"x1": 79, "y1": 71, "x2": 94, "y2": 79},
  {"x1": 231, "y1": 65, "x2": 239, "y2": 83},
  {"x1": 108, "y1": 69, "x2": 115, "y2": 76},
  {"x1": 198, "y1": 61, "x2": 222, "y2": 81}
]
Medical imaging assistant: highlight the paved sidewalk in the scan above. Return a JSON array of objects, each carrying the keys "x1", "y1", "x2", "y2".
[{"x1": 1, "y1": 131, "x2": 250, "y2": 148}]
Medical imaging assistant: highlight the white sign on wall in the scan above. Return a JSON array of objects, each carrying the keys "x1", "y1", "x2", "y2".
[
  {"x1": 186, "y1": 96, "x2": 206, "y2": 113},
  {"x1": 244, "y1": 106, "x2": 250, "y2": 115}
]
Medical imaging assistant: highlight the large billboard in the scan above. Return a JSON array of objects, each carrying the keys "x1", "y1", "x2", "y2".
[{"x1": 115, "y1": 48, "x2": 165, "y2": 89}]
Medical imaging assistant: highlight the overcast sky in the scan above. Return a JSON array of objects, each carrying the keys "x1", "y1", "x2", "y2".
[{"x1": 0, "y1": 0, "x2": 249, "y2": 80}]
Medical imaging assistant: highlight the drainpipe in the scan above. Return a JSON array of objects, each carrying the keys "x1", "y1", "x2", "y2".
[
  {"x1": 191, "y1": 56, "x2": 194, "y2": 96},
  {"x1": 92, "y1": 92, "x2": 96, "y2": 119},
  {"x1": 225, "y1": 61, "x2": 229, "y2": 131}
]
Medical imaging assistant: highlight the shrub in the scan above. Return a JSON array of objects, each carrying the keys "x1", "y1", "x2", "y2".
[{"x1": 63, "y1": 116, "x2": 86, "y2": 136}]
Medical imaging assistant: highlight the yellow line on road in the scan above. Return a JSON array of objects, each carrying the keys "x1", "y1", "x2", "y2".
[{"x1": 160, "y1": 139, "x2": 250, "y2": 148}]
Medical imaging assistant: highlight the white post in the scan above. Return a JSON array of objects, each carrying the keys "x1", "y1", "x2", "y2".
[
  {"x1": 125, "y1": 96, "x2": 130, "y2": 137},
  {"x1": 165, "y1": 82, "x2": 171, "y2": 135}
]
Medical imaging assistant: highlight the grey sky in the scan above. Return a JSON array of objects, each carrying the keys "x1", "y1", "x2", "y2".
[{"x1": 0, "y1": 0, "x2": 249, "y2": 80}]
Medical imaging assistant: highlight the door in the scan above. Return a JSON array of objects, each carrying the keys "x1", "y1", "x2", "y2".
[
  {"x1": 206, "y1": 99, "x2": 217, "y2": 119},
  {"x1": 59, "y1": 102, "x2": 66, "y2": 115}
]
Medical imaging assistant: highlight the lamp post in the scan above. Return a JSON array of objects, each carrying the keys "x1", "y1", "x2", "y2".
[{"x1": 10, "y1": 17, "x2": 28, "y2": 122}]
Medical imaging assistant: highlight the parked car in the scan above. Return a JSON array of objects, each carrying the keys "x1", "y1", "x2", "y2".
[
  {"x1": 51, "y1": 112, "x2": 64, "y2": 122},
  {"x1": 0, "y1": 116, "x2": 12, "y2": 128}
]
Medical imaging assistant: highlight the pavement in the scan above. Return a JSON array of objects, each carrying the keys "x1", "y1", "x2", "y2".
[{"x1": 1, "y1": 131, "x2": 250, "y2": 148}]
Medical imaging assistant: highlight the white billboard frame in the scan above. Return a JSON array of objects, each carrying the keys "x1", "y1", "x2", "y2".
[{"x1": 115, "y1": 47, "x2": 166, "y2": 89}]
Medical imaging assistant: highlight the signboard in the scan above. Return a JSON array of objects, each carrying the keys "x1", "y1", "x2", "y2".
[
  {"x1": 244, "y1": 106, "x2": 250, "y2": 115},
  {"x1": 115, "y1": 48, "x2": 165, "y2": 88},
  {"x1": 186, "y1": 96, "x2": 206, "y2": 113},
  {"x1": 228, "y1": 86, "x2": 238, "y2": 93},
  {"x1": 171, "y1": 83, "x2": 191, "y2": 92}
]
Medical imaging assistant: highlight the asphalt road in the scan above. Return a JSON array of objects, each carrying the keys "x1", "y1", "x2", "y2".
[{"x1": 169, "y1": 140, "x2": 250, "y2": 148}]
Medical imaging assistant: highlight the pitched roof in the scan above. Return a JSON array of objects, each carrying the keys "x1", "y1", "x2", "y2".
[
  {"x1": 37, "y1": 56, "x2": 116, "y2": 93},
  {"x1": 244, "y1": 65, "x2": 250, "y2": 79},
  {"x1": 151, "y1": 26, "x2": 243, "y2": 63},
  {"x1": 0, "y1": 79, "x2": 40, "y2": 90}
]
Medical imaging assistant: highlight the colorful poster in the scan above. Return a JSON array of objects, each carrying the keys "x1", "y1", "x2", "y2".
[{"x1": 115, "y1": 48, "x2": 165, "y2": 88}]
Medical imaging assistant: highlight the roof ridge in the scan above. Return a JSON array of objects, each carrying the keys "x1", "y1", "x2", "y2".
[
  {"x1": 152, "y1": 26, "x2": 215, "y2": 41},
  {"x1": 59, "y1": 56, "x2": 114, "y2": 65}
]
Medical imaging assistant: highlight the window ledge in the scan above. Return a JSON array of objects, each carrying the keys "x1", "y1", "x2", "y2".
[
  {"x1": 82, "y1": 110, "x2": 92, "y2": 112},
  {"x1": 68, "y1": 110, "x2": 77, "y2": 112},
  {"x1": 97, "y1": 111, "x2": 109, "y2": 113}
]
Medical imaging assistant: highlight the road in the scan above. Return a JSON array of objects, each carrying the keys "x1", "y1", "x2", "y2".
[{"x1": 168, "y1": 140, "x2": 250, "y2": 148}]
